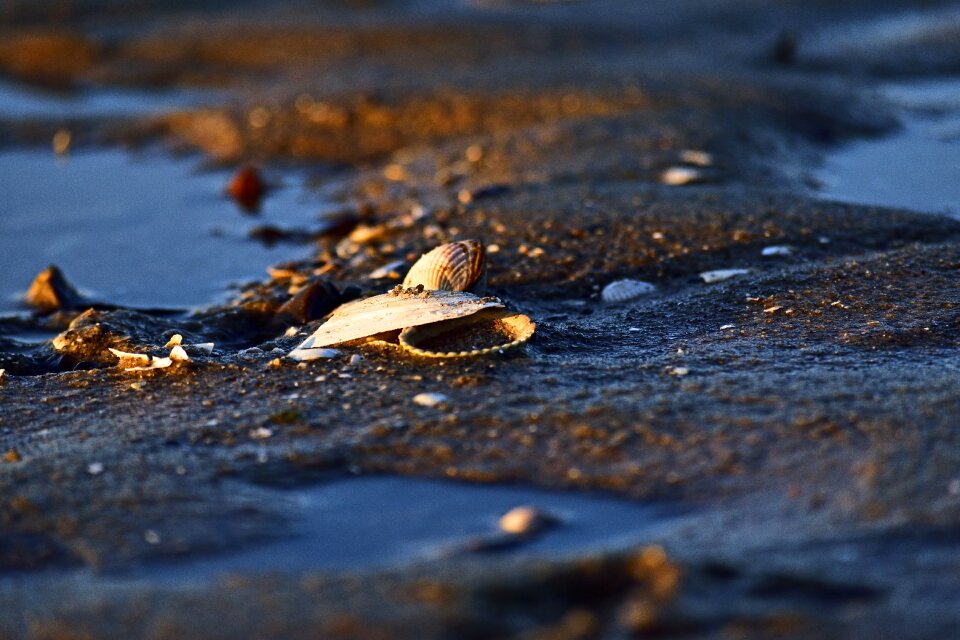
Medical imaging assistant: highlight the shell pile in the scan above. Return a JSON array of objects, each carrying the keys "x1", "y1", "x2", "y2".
[
  {"x1": 290, "y1": 241, "x2": 534, "y2": 360},
  {"x1": 402, "y1": 239, "x2": 487, "y2": 294}
]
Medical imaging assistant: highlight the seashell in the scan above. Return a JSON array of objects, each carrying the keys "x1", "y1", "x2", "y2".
[
  {"x1": 291, "y1": 288, "x2": 504, "y2": 353},
  {"x1": 398, "y1": 308, "x2": 535, "y2": 358},
  {"x1": 402, "y1": 240, "x2": 487, "y2": 294},
  {"x1": 699, "y1": 268, "x2": 750, "y2": 284},
  {"x1": 601, "y1": 279, "x2": 656, "y2": 303}
]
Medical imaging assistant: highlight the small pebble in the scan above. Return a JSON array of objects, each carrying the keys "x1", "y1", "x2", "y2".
[
  {"x1": 250, "y1": 427, "x2": 273, "y2": 440},
  {"x1": 52, "y1": 129, "x2": 71, "y2": 155},
  {"x1": 413, "y1": 392, "x2": 449, "y2": 408},
  {"x1": 761, "y1": 245, "x2": 793, "y2": 257},
  {"x1": 87, "y1": 462, "x2": 105, "y2": 476},
  {"x1": 668, "y1": 366, "x2": 690, "y2": 376},
  {"x1": 660, "y1": 166, "x2": 701, "y2": 186},
  {"x1": 679, "y1": 149, "x2": 713, "y2": 166},
  {"x1": 144, "y1": 530, "x2": 161, "y2": 545},
  {"x1": 499, "y1": 506, "x2": 559, "y2": 536}
]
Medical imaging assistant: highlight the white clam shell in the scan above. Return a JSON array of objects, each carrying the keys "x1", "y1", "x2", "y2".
[
  {"x1": 699, "y1": 268, "x2": 750, "y2": 283},
  {"x1": 402, "y1": 240, "x2": 487, "y2": 294},
  {"x1": 601, "y1": 279, "x2": 656, "y2": 303},
  {"x1": 291, "y1": 288, "x2": 504, "y2": 352}
]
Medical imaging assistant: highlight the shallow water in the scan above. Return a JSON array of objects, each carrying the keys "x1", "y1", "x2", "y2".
[
  {"x1": 0, "y1": 149, "x2": 335, "y2": 311},
  {"x1": 140, "y1": 476, "x2": 678, "y2": 583},
  {"x1": 818, "y1": 78, "x2": 960, "y2": 216},
  {"x1": 0, "y1": 80, "x2": 213, "y2": 119}
]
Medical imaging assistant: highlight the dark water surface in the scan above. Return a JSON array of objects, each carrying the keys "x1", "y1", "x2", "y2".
[
  {"x1": 0, "y1": 149, "x2": 333, "y2": 311},
  {"x1": 0, "y1": 79, "x2": 213, "y2": 119},
  {"x1": 0, "y1": 476, "x2": 681, "y2": 590},
  {"x1": 818, "y1": 78, "x2": 960, "y2": 216},
  {"x1": 151, "y1": 476, "x2": 677, "y2": 580}
]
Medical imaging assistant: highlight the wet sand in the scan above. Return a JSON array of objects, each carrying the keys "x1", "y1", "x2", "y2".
[{"x1": 2, "y1": 1, "x2": 960, "y2": 638}]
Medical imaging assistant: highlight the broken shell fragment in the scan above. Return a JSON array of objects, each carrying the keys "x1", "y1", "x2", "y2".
[
  {"x1": 287, "y1": 347, "x2": 340, "y2": 362},
  {"x1": 292, "y1": 288, "x2": 504, "y2": 352},
  {"x1": 700, "y1": 269, "x2": 750, "y2": 284},
  {"x1": 679, "y1": 149, "x2": 713, "y2": 167},
  {"x1": 601, "y1": 279, "x2": 656, "y2": 303},
  {"x1": 399, "y1": 308, "x2": 535, "y2": 358},
  {"x1": 402, "y1": 240, "x2": 487, "y2": 294}
]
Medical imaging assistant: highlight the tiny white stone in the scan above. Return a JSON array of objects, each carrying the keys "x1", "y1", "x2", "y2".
[
  {"x1": 679, "y1": 149, "x2": 713, "y2": 167},
  {"x1": 499, "y1": 506, "x2": 558, "y2": 535},
  {"x1": 949, "y1": 479, "x2": 960, "y2": 495},
  {"x1": 348, "y1": 354, "x2": 362, "y2": 366},
  {"x1": 660, "y1": 166, "x2": 701, "y2": 186},
  {"x1": 250, "y1": 427, "x2": 273, "y2": 439},
  {"x1": 761, "y1": 245, "x2": 793, "y2": 257},
  {"x1": 720, "y1": 324, "x2": 735, "y2": 330},
  {"x1": 87, "y1": 462, "x2": 104, "y2": 475},
  {"x1": 144, "y1": 530, "x2": 161, "y2": 545},
  {"x1": 668, "y1": 366, "x2": 690, "y2": 376},
  {"x1": 284, "y1": 326, "x2": 299, "y2": 338},
  {"x1": 413, "y1": 392, "x2": 449, "y2": 408},
  {"x1": 700, "y1": 269, "x2": 750, "y2": 284}
]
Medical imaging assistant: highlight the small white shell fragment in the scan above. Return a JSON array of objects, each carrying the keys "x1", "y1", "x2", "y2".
[
  {"x1": 680, "y1": 149, "x2": 713, "y2": 167},
  {"x1": 164, "y1": 334, "x2": 183, "y2": 348},
  {"x1": 86, "y1": 462, "x2": 104, "y2": 476},
  {"x1": 668, "y1": 366, "x2": 690, "y2": 376},
  {"x1": 720, "y1": 324, "x2": 735, "y2": 330},
  {"x1": 601, "y1": 279, "x2": 656, "y2": 303},
  {"x1": 249, "y1": 427, "x2": 273, "y2": 439},
  {"x1": 190, "y1": 342, "x2": 215, "y2": 355},
  {"x1": 368, "y1": 260, "x2": 407, "y2": 280},
  {"x1": 499, "y1": 506, "x2": 559, "y2": 536},
  {"x1": 764, "y1": 306, "x2": 783, "y2": 313},
  {"x1": 288, "y1": 347, "x2": 340, "y2": 362},
  {"x1": 169, "y1": 345, "x2": 191, "y2": 362},
  {"x1": 660, "y1": 166, "x2": 701, "y2": 186},
  {"x1": 283, "y1": 326, "x2": 299, "y2": 338},
  {"x1": 292, "y1": 289, "x2": 503, "y2": 351},
  {"x1": 761, "y1": 245, "x2": 793, "y2": 257},
  {"x1": 412, "y1": 392, "x2": 449, "y2": 407},
  {"x1": 700, "y1": 269, "x2": 750, "y2": 284}
]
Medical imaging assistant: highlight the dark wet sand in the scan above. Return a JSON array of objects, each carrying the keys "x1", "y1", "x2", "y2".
[{"x1": 2, "y1": 1, "x2": 960, "y2": 638}]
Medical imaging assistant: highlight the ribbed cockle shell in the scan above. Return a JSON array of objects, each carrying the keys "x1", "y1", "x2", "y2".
[{"x1": 402, "y1": 240, "x2": 487, "y2": 294}]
